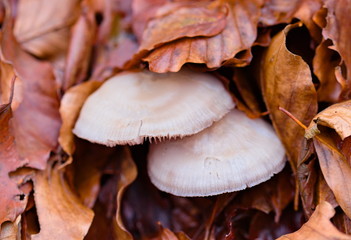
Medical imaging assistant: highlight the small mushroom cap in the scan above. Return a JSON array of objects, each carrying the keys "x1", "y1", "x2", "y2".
[
  {"x1": 148, "y1": 109, "x2": 286, "y2": 197},
  {"x1": 73, "y1": 70, "x2": 234, "y2": 146}
]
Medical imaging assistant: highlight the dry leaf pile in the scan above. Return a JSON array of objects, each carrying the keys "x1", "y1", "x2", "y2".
[{"x1": 1, "y1": 0, "x2": 351, "y2": 239}]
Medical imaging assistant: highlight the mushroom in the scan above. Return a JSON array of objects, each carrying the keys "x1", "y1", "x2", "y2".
[
  {"x1": 147, "y1": 109, "x2": 286, "y2": 197},
  {"x1": 73, "y1": 70, "x2": 234, "y2": 146}
]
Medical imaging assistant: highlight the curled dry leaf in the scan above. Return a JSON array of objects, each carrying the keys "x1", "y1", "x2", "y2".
[
  {"x1": 114, "y1": 147, "x2": 137, "y2": 239},
  {"x1": 261, "y1": 22, "x2": 318, "y2": 169},
  {"x1": 259, "y1": 0, "x2": 302, "y2": 26},
  {"x1": 143, "y1": 1, "x2": 262, "y2": 72},
  {"x1": 59, "y1": 81, "x2": 102, "y2": 161},
  {"x1": 1, "y1": 14, "x2": 61, "y2": 169},
  {"x1": 63, "y1": 7, "x2": 96, "y2": 91},
  {"x1": 0, "y1": 66, "x2": 27, "y2": 224},
  {"x1": 276, "y1": 201, "x2": 351, "y2": 240},
  {"x1": 0, "y1": 216, "x2": 20, "y2": 240},
  {"x1": 150, "y1": 224, "x2": 191, "y2": 240},
  {"x1": 32, "y1": 165, "x2": 94, "y2": 240},
  {"x1": 323, "y1": 0, "x2": 351, "y2": 100},
  {"x1": 13, "y1": 0, "x2": 80, "y2": 59},
  {"x1": 312, "y1": 134, "x2": 351, "y2": 219},
  {"x1": 305, "y1": 100, "x2": 351, "y2": 140},
  {"x1": 313, "y1": 40, "x2": 342, "y2": 103}
]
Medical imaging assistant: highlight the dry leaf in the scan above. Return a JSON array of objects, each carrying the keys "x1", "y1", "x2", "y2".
[
  {"x1": 260, "y1": 0, "x2": 302, "y2": 25},
  {"x1": 306, "y1": 100, "x2": 351, "y2": 140},
  {"x1": 63, "y1": 7, "x2": 96, "y2": 91},
  {"x1": 1, "y1": 11, "x2": 61, "y2": 169},
  {"x1": 0, "y1": 216, "x2": 20, "y2": 240},
  {"x1": 143, "y1": 1, "x2": 262, "y2": 72},
  {"x1": 313, "y1": 135, "x2": 351, "y2": 219},
  {"x1": 323, "y1": 0, "x2": 351, "y2": 100},
  {"x1": 14, "y1": 0, "x2": 80, "y2": 59},
  {"x1": 59, "y1": 81, "x2": 102, "y2": 160},
  {"x1": 32, "y1": 164, "x2": 94, "y2": 240},
  {"x1": 261, "y1": 22, "x2": 318, "y2": 169},
  {"x1": 313, "y1": 40, "x2": 342, "y2": 102},
  {"x1": 114, "y1": 147, "x2": 137, "y2": 239},
  {"x1": 277, "y1": 201, "x2": 351, "y2": 240}
]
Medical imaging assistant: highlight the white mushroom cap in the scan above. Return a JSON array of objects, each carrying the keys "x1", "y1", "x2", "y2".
[
  {"x1": 73, "y1": 70, "x2": 234, "y2": 146},
  {"x1": 148, "y1": 109, "x2": 286, "y2": 197}
]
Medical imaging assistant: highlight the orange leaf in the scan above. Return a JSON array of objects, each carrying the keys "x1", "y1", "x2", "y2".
[
  {"x1": 261, "y1": 22, "x2": 318, "y2": 169},
  {"x1": 276, "y1": 201, "x2": 351, "y2": 240}
]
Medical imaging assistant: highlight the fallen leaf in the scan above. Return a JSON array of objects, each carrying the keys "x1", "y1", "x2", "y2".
[
  {"x1": 313, "y1": 134, "x2": 351, "y2": 219},
  {"x1": 149, "y1": 224, "x2": 191, "y2": 240},
  {"x1": 143, "y1": 1, "x2": 262, "y2": 72},
  {"x1": 114, "y1": 147, "x2": 137, "y2": 240},
  {"x1": 276, "y1": 201, "x2": 351, "y2": 240},
  {"x1": 0, "y1": 90, "x2": 27, "y2": 224},
  {"x1": 261, "y1": 22, "x2": 318, "y2": 169},
  {"x1": 59, "y1": 81, "x2": 102, "y2": 161},
  {"x1": 62, "y1": 6, "x2": 96, "y2": 91},
  {"x1": 0, "y1": 216, "x2": 20, "y2": 240},
  {"x1": 323, "y1": 0, "x2": 351, "y2": 100},
  {"x1": 32, "y1": 164, "x2": 94, "y2": 240},
  {"x1": 1, "y1": 11, "x2": 62, "y2": 169},
  {"x1": 13, "y1": 0, "x2": 80, "y2": 59},
  {"x1": 305, "y1": 100, "x2": 351, "y2": 140},
  {"x1": 138, "y1": 1, "x2": 227, "y2": 52},
  {"x1": 313, "y1": 40, "x2": 342, "y2": 103},
  {"x1": 259, "y1": 0, "x2": 302, "y2": 26}
]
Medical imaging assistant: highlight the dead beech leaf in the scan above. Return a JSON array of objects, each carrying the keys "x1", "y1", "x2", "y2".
[
  {"x1": 323, "y1": 0, "x2": 351, "y2": 100},
  {"x1": 63, "y1": 7, "x2": 96, "y2": 91},
  {"x1": 305, "y1": 100, "x2": 351, "y2": 140},
  {"x1": 143, "y1": 1, "x2": 262, "y2": 72},
  {"x1": 59, "y1": 81, "x2": 102, "y2": 160},
  {"x1": 261, "y1": 22, "x2": 318, "y2": 169},
  {"x1": 139, "y1": 1, "x2": 227, "y2": 51},
  {"x1": 32, "y1": 165, "x2": 94, "y2": 240},
  {"x1": 0, "y1": 102, "x2": 27, "y2": 224},
  {"x1": 1, "y1": 14, "x2": 61, "y2": 169},
  {"x1": 313, "y1": 40, "x2": 342, "y2": 102},
  {"x1": 260, "y1": 0, "x2": 302, "y2": 26},
  {"x1": 276, "y1": 201, "x2": 351, "y2": 240},
  {"x1": 14, "y1": 0, "x2": 80, "y2": 59},
  {"x1": 150, "y1": 225, "x2": 191, "y2": 240},
  {"x1": 114, "y1": 147, "x2": 137, "y2": 239},
  {"x1": 313, "y1": 135, "x2": 351, "y2": 219},
  {"x1": 0, "y1": 216, "x2": 20, "y2": 240}
]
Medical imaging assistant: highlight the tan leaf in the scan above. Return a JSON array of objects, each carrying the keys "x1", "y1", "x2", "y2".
[
  {"x1": 1, "y1": 12, "x2": 61, "y2": 169},
  {"x1": 62, "y1": 8, "x2": 96, "y2": 91},
  {"x1": 305, "y1": 100, "x2": 351, "y2": 140},
  {"x1": 0, "y1": 216, "x2": 20, "y2": 240},
  {"x1": 114, "y1": 147, "x2": 137, "y2": 239},
  {"x1": 32, "y1": 165, "x2": 94, "y2": 240},
  {"x1": 313, "y1": 40, "x2": 342, "y2": 103},
  {"x1": 276, "y1": 201, "x2": 351, "y2": 240},
  {"x1": 261, "y1": 22, "x2": 318, "y2": 169},
  {"x1": 260, "y1": 0, "x2": 302, "y2": 26},
  {"x1": 13, "y1": 0, "x2": 80, "y2": 59},
  {"x1": 313, "y1": 135, "x2": 351, "y2": 219},
  {"x1": 143, "y1": 1, "x2": 262, "y2": 72},
  {"x1": 59, "y1": 81, "x2": 102, "y2": 160},
  {"x1": 139, "y1": 1, "x2": 228, "y2": 51},
  {"x1": 323, "y1": 0, "x2": 351, "y2": 100}
]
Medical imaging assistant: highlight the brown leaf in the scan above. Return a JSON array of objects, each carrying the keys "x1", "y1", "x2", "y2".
[
  {"x1": 0, "y1": 216, "x2": 20, "y2": 240},
  {"x1": 261, "y1": 22, "x2": 318, "y2": 169},
  {"x1": 59, "y1": 81, "x2": 102, "y2": 160},
  {"x1": 62, "y1": 7, "x2": 96, "y2": 91},
  {"x1": 0, "y1": 96, "x2": 27, "y2": 224},
  {"x1": 306, "y1": 100, "x2": 351, "y2": 140},
  {"x1": 149, "y1": 225, "x2": 191, "y2": 240},
  {"x1": 313, "y1": 135, "x2": 351, "y2": 219},
  {"x1": 139, "y1": 1, "x2": 227, "y2": 51},
  {"x1": 313, "y1": 40, "x2": 342, "y2": 102},
  {"x1": 323, "y1": 0, "x2": 351, "y2": 100},
  {"x1": 32, "y1": 164, "x2": 94, "y2": 240},
  {"x1": 143, "y1": 1, "x2": 262, "y2": 72},
  {"x1": 276, "y1": 201, "x2": 351, "y2": 240},
  {"x1": 13, "y1": 0, "x2": 80, "y2": 59},
  {"x1": 260, "y1": 0, "x2": 302, "y2": 26},
  {"x1": 1, "y1": 12, "x2": 61, "y2": 169},
  {"x1": 114, "y1": 147, "x2": 138, "y2": 240}
]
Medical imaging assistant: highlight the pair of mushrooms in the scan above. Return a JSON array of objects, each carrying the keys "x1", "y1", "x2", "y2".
[{"x1": 73, "y1": 70, "x2": 286, "y2": 197}]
